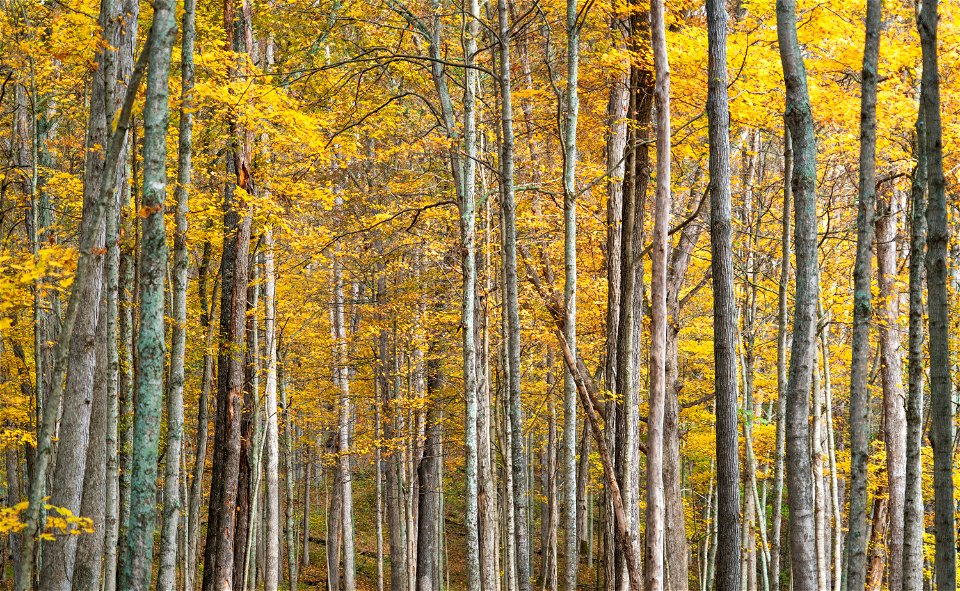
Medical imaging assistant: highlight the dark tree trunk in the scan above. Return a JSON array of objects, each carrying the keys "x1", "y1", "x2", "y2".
[
  {"x1": 416, "y1": 357, "x2": 443, "y2": 591},
  {"x1": 706, "y1": 1, "x2": 741, "y2": 588},
  {"x1": 918, "y1": 1, "x2": 956, "y2": 588}
]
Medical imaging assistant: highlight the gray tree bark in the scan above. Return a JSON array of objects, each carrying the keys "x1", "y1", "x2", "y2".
[
  {"x1": 876, "y1": 188, "x2": 906, "y2": 591},
  {"x1": 900, "y1": 107, "x2": 926, "y2": 591},
  {"x1": 646, "y1": 0, "x2": 671, "y2": 589},
  {"x1": 560, "y1": 0, "x2": 580, "y2": 588},
  {"x1": 768, "y1": 124, "x2": 791, "y2": 591},
  {"x1": 844, "y1": 0, "x2": 881, "y2": 586},
  {"x1": 263, "y1": 226, "x2": 280, "y2": 591},
  {"x1": 706, "y1": 1, "x2": 740, "y2": 588},
  {"x1": 71, "y1": 312, "x2": 109, "y2": 591},
  {"x1": 918, "y1": 1, "x2": 956, "y2": 588},
  {"x1": 775, "y1": 0, "x2": 820, "y2": 588}
]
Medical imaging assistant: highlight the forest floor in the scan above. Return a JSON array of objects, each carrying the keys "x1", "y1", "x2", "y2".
[{"x1": 297, "y1": 469, "x2": 603, "y2": 591}]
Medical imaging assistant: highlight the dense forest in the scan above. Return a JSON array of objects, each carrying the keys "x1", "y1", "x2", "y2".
[{"x1": 0, "y1": 0, "x2": 958, "y2": 589}]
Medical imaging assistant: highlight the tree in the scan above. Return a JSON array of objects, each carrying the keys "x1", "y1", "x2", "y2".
[
  {"x1": 901, "y1": 105, "x2": 926, "y2": 591},
  {"x1": 118, "y1": 0, "x2": 177, "y2": 585},
  {"x1": 918, "y1": 1, "x2": 956, "y2": 589},
  {"x1": 775, "y1": 0, "x2": 820, "y2": 589},
  {"x1": 705, "y1": 0, "x2": 740, "y2": 589},
  {"x1": 844, "y1": 0, "x2": 881, "y2": 586},
  {"x1": 560, "y1": 0, "x2": 580, "y2": 587},
  {"x1": 646, "y1": 0, "x2": 671, "y2": 589},
  {"x1": 155, "y1": 0, "x2": 195, "y2": 584}
]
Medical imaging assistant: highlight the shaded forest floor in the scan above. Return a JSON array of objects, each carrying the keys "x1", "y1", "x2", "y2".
[{"x1": 296, "y1": 468, "x2": 603, "y2": 591}]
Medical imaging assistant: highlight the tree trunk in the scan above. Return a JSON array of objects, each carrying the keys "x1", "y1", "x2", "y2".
[
  {"x1": 706, "y1": 1, "x2": 741, "y2": 588},
  {"x1": 264, "y1": 226, "x2": 280, "y2": 591},
  {"x1": 156, "y1": 0, "x2": 194, "y2": 584},
  {"x1": 327, "y1": 436, "x2": 343, "y2": 591},
  {"x1": 331, "y1": 224, "x2": 355, "y2": 591},
  {"x1": 301, "y1": 450, "x2": 313, "y2": 569},
  {"x1": 812, "y1": 341, "x2": 828, "y2": 590},
  {"x1": 918, "y1": 2, "x2": 956, "y2": 589},
  {"x1": 381, "y1": 330, "x2": 408, "y2": 591},
  {"x1": 118, "y1": 1, "x2": 176, "y2": 587},
  {"x1": 775, "y1": 0, "x2": 820, "y2": 588},
  {"x1": 201, "y1": 0, "x2": 256, "y2": 584},
  {"x1": 71, "y1": 310, "x2": 109, "y2": 591},
  {"x1": 646, "y1": 0, "x2": 671, "y2": 588},
  {"x1": 416, "y1": 357, "x2": 442, "y2": 591},
  {"x1": 560, "y1": 0, "x2": 581, "y2": 587},
  {"x1": 186, "y1": 240, "x2": 214, "y2": 591},
  {"x1": 768, "y1": 123, "x2": 791, "y2": 591},
  {"x1": 281, "y1": 359, "x2": 299, "y2": 591},
  {"x1": 876, "y1": 189, "x2": 906, "y2": 591},
  {"x1": 845, "y1": 0, "x2": 881, "y2": 586},
  {"x1": 900, "y1": 107, "x2": 926, "y2": 591}
]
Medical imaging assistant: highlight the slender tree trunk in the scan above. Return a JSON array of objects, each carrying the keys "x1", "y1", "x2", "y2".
[
  {"x1": 900, "y1": 107, "x2": 926, "y2": 591},
  {"x1": 706, "y1": 1, "x2": 740, "y2": 588},
  {"x1": 775, "y1": 0, "x2": 820, "y2": 588},
  {"x1": 301, "y1": 450, "x2": 313, "y2": 569},
  {"x1": 327, "y1": 435, "x2": 343, "y2": 591},
  {"x1": 416, "y1": 357, "x2": 442, "y2": 591},
  {"x1": 646, "y1": 0, "x2": 670, "y2": 589},
  {"x1": 119, "y1": 1, "x2": 176, "y2": 588},
  {"x1": 381, "y1": 329, "x2": 408, "y2": 591},
  {"x1": 845, "y1": 0, "x2": 881, "y2": 586},
  {"x1": 768, "y1": 124, "x2": 791, "y2": 591},
  {"x1": 156, "y1": 0, "x2": 194, "y2": 584},
  {"x1": 71, "y1": 309, "x2": 109, "y2": 591},
  {"x1": 918, "y1": 3, "x2": 956, "y2": 588},
  {"x1": 560, "y1": 0, "x2": 581, "y2": 587},
  {"x1": 186, "y1": 240, "x2": 214, "y2": 591},
  {"x1": 331, "y1": 224, "x2": 355, "y2": 591},
  {"x1": 263, "y1": 227, "x2": 280, "y2": 591},
  {"x1": 819, "y1": 327, "x2": 842, "y2": 591},
  {"x1": 281, "y1": 357, "x2": 299, "y2": 591},
  {"x1": 462, "y1": 0, "x2": 482, "y2": 586},
  {"x1": 612, "y1": 24, "x2": 652, "y2": 590},
  {"x1": 876, "y1": 189, "x2": 906, "y2": 591},
  {"x1": 375, "y1": 396, "x2": 385, "y2": 591},
  {"x1": 812, "y1": 342, "x2": 828, "y2": 590},
  {"x1": 496, "y1": 3, "x2": 530, "y2": 589}
]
